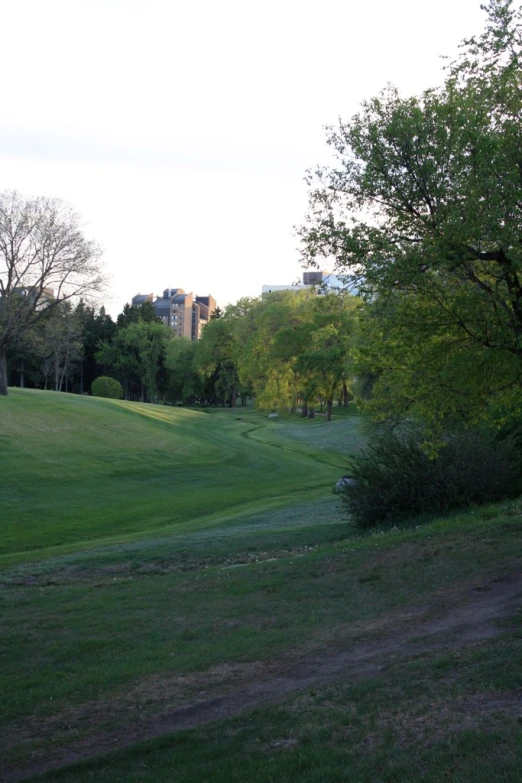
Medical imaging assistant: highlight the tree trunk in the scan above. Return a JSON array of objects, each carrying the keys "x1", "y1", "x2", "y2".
[
  {"x1": 241, "y1": 393, "x2": 247, "y2": 407},
  {"x1": 301, "y1": 400, "x2": 308, "y2": 418},
  {"x1": 326, "y1": 399, "x2": 333, "y2": 421},
  {"x1": 230, "y1": 386, "x2": 237, "y2": 408},
  {"x1": 80, "y1": 361, "x2": 84, "y2": 395},
  {"x1": 343, "y1": 382, "x2": 350, "y2": 407},
  {"x1": 148, "y1": 371, "x2": 155, "y2": 403},
  {"x1": 19, "y1": 359, "x2": 25, "y2": 388},
  {"x1": 308, "y1": 407, "x2": 315, "y2": 419},
  {"x1": 0, "y1": 346, "x2": 8, "y2": 395},
  {"x1": 59, "y1": 352, "x2": 69, "y2": 392}
]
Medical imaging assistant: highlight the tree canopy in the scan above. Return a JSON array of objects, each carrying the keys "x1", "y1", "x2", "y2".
[{"x1": 298, "y1": 0, "x2": 522, "y2": 426}]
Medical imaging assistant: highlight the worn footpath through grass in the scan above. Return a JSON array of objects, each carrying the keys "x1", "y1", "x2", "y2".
[{"x1": 1, "y1": 391, "x2": 522, "y2": 781}]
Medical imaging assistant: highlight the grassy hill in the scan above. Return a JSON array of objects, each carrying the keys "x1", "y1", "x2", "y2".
[
  {"x1": 1, "y1": 391, "x2": 522, "y2": 782},
  {"x1": 1, "y1": 390, "x2": 359, "y2": 562}
]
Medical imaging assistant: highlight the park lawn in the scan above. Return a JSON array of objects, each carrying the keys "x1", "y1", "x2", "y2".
[
  {"x1": 0, "y1": 390, "x2": 349, "y2": 561},
  {"x1": 28, "y1": 636, "x2": 522, "y2": 783},
  {"x1": 247, "y1": 413, "x2": 368, "y2": 461},
  {"x1": 1, "y1": 390, "x2": 522, "y2": 781},
  {"x1": 2, "y1": 502, "x2": 522, "y2": 781}
]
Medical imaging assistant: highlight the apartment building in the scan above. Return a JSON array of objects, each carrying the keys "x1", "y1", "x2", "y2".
[{"x1": 131, "y1": 288, "x2": 216, "y2": 341}]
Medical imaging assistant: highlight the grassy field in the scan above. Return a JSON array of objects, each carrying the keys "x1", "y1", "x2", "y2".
[
  {"x1": 1, "y1": 390, "x2": 522, "y2": 782},
  {"x1": 1, "y1": 390, "x2": 360, "y2": 562}
]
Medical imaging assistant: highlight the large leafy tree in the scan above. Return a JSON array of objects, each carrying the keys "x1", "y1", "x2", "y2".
[
  {"x1": 116, "y1": 301, "x2": 159, "y2": 328},
  {"x1": 195, "y1": 314, "x2": 241, "y2": 407},
  {"x1": 298, "y1": 0, "x2": 522, "y2": 425},
  {"x1": 236, "y1": 293, "x2": 304, "y2": 412},
  {"x1": 235, "y1": 290, "x2": 359, "y2": 418},
  {"x1": 0, "y1": 190, "x2": 103, "y2": 395},
  {"x1": 164, "y1": 337, "x2": 201, "y2": 404},
  {"x1": 122, "y1": 321, "x2": 167, "y2": 403},
  {"x1": 96, "y1": 303, "x2": 163, "y2": 401},
  {"x1": 98, "y1": 320, "x2": 167, "y2": 402},
  {"x1": 296, "y1": 294, "x2": 359, "y2": 420},
  {"x1": 74, "y1": 302, "x2": 116, "y2": 394}
]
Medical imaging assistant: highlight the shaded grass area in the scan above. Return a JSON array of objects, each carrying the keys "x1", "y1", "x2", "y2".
[
  {"x1": 27, "y1": 636, "x2": 522, "y2": 783},
  {"x1": 245, "y1": 410, "x2": 368, "y2": 461},
  {"x1": 2, "y1": 501, "x2": 522, "y2": 780},
  {"x1": 1, "y1": 390, "x2": 350, "y2": 559}
]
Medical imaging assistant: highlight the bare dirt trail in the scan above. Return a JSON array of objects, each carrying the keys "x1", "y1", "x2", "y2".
[{"x1": 4, "y1": 573, "x2": 522, "y2": 783}]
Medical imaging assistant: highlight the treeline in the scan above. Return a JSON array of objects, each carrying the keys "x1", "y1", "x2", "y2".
[{"x1": 6, "y1": 290, "x2": 360, "y2": 418}]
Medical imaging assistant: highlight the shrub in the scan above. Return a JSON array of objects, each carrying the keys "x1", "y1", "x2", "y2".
[
  {"x1": 342, "y1": 425, "x2": 522, "y2": 529},
  {"x1": 91, "y1": 376, "x2": 124, "y2": 400}
]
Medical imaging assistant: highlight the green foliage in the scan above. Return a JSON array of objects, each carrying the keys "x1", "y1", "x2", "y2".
[
  {"x1": 296, "y1": 294, "x2": 360, "y2": 419},
  {"x1": 164, "y1": 338, "x2": 201, "y2": 403},
  {"x1": 194, "y1": 314, "x2": 241, "y2": 406},
  {"x1": 74, "y1": 302, "x2": 115, "y2": 393},
  {"x1": 90, "y1": 376, "x2": 123, "y2": 399},
  {"x1": 116, "y1": 301, "x2": 160, "y2": 328},
  {"x1": 299, "y1": 0, "x2": 522, "y2": 427},
  {"x1": 232, "y1": 290, "x2": 359, "y2": 416},
  {"x1": 121, "y1": 320, "x2": 167, "y2": 402},
  {"x1": 342, "y1": 424, "x2": 522, "y2": 528},
  {"x1": 97, "y1": 318, "x2": 168, "y2": 402}
]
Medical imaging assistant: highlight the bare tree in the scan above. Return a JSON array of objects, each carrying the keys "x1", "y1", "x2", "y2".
[
  {"x1": 0, "y1": 190, "x2": 104, "y2": 395},
  {"x1": 40, "y1": 303, "x2": 83, "y2": 392}
]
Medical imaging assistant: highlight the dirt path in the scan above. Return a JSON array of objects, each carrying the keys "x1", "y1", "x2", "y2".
[{"x1": 4, "y1": 573, "x2": 521, "y2": 783}]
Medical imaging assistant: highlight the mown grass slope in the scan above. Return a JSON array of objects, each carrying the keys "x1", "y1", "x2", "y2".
[
  {"x1": 1, "y1": 391, "x2": 522, "y2": 782},
  {"x1": 1, "y1": 390, "x2": 357, "y2": 561}
]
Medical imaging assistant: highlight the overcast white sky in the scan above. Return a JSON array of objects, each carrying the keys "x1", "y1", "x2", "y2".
[{"x1": 0, "y1": 0, "x2": 486, "y2": 315}]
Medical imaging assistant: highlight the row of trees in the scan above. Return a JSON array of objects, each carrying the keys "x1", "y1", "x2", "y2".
[
  {"x1": 168, "y1": 290, "x2": 360, "y2": 418},
  {"x1": 6, "y1": 301, "x2": 114, "y2": 394},
  {"x1": 5, "y1": 285, "x2": 361, "y2": 418},
  {"x1": 0, "y1": 188, "x2": 359, "y2": 414},
  {"x1": 5, "y1": 299, "x2": 173, "y2": 401}
]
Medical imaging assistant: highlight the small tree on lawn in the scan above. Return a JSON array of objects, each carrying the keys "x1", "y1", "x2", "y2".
[{"x1": 91, "y1": 376, "x2": 124, "y2": 399}]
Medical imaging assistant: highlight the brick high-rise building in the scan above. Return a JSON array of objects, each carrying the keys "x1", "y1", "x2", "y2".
[
  {"x1": 192, "y1": 295, "x2": 217, "y2": 340},
  {"x1": 131, "y1": 288, "x2": 216, "y2": 340}
]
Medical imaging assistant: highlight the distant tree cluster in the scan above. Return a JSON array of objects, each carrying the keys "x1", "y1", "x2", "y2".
[{"x1": 3, "y1": 286, "x2": 361, "y2": 417}]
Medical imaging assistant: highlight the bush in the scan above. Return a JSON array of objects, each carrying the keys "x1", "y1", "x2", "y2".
[
  {"x1": 342, "y1": 425, "x2": 522, "y2": 529},
  {"x1": 91, "y1": 376, "x2": 124, "y2": 399}
]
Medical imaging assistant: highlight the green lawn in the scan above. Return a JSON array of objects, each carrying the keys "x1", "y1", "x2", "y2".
[
  {"x1": 1, "y1": 390, "x2": 522, "y2": 782},
  {"x1": 1, "y1": 390, "x2": 353, "y2": 562}
]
